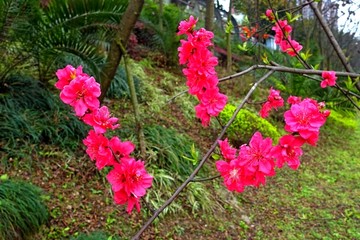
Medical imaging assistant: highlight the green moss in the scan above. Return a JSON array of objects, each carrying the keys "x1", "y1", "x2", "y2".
[{"x1": 219, "y1": 104, "x2": 281, "y2": 144}]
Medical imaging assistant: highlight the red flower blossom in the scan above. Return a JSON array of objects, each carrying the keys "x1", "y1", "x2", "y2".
[
  {"x1": 83, "y1": 130, "x2": 115, "y2": 170},
  {"x1": 265, "y1": 9, "x2": 275, "y2": 21},
  {"x1": 178, "y1": 15, "x2": 198, "y2": 35},
  {"x1": 60, "y1": 76, "x2": 100, "y2": 116},
  {"x1": 113, "y1": 189, "x2": 141, "y2": 214},
  {"x1": 287, "y1": 96, "x2": 302, "y2": 105},
  {"x1": 259, "y1": 87, "x2": 284, "y2": 118},
  {"x1": 272, "y1": 20, "x2": 292, "y2": 44},
  {"x1": 195, "y1": 103, "x2": 211, "y2": 127},
  {"x1": 238, "y1": 132, "x2": 276, "y2": 187},
  {"x1": 218, "y1": 138, "x2": 237, "y2": 162},
  {"x1": 216, "y1": 159, "x2": 245, "y2": 193},
  {"x1": 321, "y1": 71, "x2": 337, "y2": 88},
  {"x1": 109, "y1": 136, "x2": 135, "y2": 159},
  {"x1": 178, "y1": 16, "x2": 227, "y2": 126},
  {"x1": 83, "y1": 106, "x2": 120, "y2": 134},
  {"x1": 279, "y1": 38, "x2": 303, "y2": 57},
  {"x1": 107, "y1": 158, "x2": 153, "y2": 213},
  {"x1": 55, "y1": 65, "x2": 88, "y2": 90},
  {"x1": 200, "y1": 87, "x2": 228, "y2": 116},
  {"x1": 284, "y1": 98, "x2": 329, "y2": 145},
  {"x1": 272, "y1": 135, "x2": 303, "y2": 170}
]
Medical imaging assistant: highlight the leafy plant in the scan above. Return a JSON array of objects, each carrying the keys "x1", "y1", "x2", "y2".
[
  {"x1": 219, "y1": 104, "x2": 281, "y2": 144},
  {"x1": 0, "y1": 178, "x2": 49, "y2": 240},
  {"x1": 139, "y1": 0, "x2": 185, "y2": 65},
  {"x1": 0, "y1": 74, "x2": 87, "y2": 150}
]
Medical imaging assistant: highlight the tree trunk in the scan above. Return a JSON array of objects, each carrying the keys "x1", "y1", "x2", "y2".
[
  {"x1": 205, "y1": 0, "x2": 214, "y2": 32},
  {"x1": 99, "y1": 0, "x2": 145, "y2": 103},
  {"x1": 159, "y1": 0, "x2": 164, "y2": 32},
  {"x1": 226, "y1": 0, "x2": 233, "y2": 72}
]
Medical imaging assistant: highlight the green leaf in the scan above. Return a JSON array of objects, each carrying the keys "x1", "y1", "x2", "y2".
[
  {"x1": 237, "y1": 42, "x2": 248, "y2": 52},
  {"x1": 0, "y1": 174, "x2": 9, "y2": 181},
  {"x1": 212, "y1": 153, "x2": 221, "y2": 160},
  {"x1": 286, "y1": 12, "x2": 292, "y2": 22}
]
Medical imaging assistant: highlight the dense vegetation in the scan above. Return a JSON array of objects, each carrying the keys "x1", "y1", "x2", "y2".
[{"x1": 0, "y1": 0, "x2": 359, "y2": 239}]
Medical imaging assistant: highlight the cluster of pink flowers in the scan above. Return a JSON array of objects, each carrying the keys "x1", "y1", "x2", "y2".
[
  {"x1": 266, "y1": 10, "x2": 303, "y2": 57},
  {"x1": 321, "y1": 71, "x2": 337, "y2": 88},
  {"x1": 55, "y1": 65, "x2": 153, "y2": 214},
  {"x1": 178, "y1": 16, "x2": 227, "y2": 127},
  {"x1": 216, "y1": 92, "x2": 330, "y2": 192},
  {"x1": 259, "y1": 87, "x2": 284, "y2": 118}
]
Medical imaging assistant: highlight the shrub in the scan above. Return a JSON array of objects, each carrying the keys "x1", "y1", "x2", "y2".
[
  {"x1": 0, "y1": 178, "x2": 49, "y2": 240},
  {"x1": 327, "y1": 109, "x2": 357, "y2": 130},
  {"x1": 219, "y1": 104, "x2": 281, "y2": 144},
  {"x1": 0, "y1": 75, "x2": 87, "y2": 150}
]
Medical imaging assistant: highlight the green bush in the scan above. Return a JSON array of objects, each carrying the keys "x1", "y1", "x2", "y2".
[
  {"x1": 0, "y1": 178, "x2": 49, "y2": 240},
  {"x1": 0, "y1": 75, "x2": 87, "y2": 150},
  {"x1": 327, "y1": 109, "x2": 358, "y2": 130},
  {"x1": 219, "y1": 104, "x2": 281, "y2": 144}
]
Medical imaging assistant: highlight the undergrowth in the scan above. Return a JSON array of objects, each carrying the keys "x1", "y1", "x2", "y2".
[
  {"x1": 0, "y1": 177, "x2": 49, "y2": 240},
  {"x1": 0, "y1": 75, "x2": 87, "y2": 152}
]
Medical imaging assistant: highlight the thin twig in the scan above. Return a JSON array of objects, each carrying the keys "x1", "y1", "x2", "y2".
[
  {"x1": 191, "y1": 174, "x2": 221, "y2": 182},
  {"x1": 131, "y1": 70, "x2": 275, "y2": 240}
]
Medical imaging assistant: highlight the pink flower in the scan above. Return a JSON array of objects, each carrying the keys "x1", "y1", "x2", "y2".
[
  {"x1": 178, "y1": 17, "x2": 227, "y2": 127},
  {"x1": 218, "y1": 138, "x2": 237, "y2": 162},
  {"x1": 60, "y1": 76, "x2": 100, "y2": 116},
  {"x1": 107, "y1": 158, "x2": 153, "y2": 213},
  {"x1": 55, "y1": 65, "x2": 88, "y2": 90},
  {"x1": 178, "y1": 39, "x2": 194, "y2": 65},
  {"x1": 83, "y1": 130, "x2": 115, "y2": 170},
  {"x1": 182, "y1": 68, "x2": 218, "y2": 95},
  {"x1": 109, "y1": 137, "x2": 135, "y2": 159},
  {"x1": 187, "y1": 47, "x2": 218, "y2": 76},
  {"x1": 191, "y1": 28, "x2": 214, "y2": 48},
  {"x1": 178, "y1": 15, "x2": 198, "y2": 35},
  {"x1": 287, "y1": 96, "x2": 302, "y2": 105},
  {"x1": 272, "y1": 20, "x2": 292, "y2": 44},
  {"x1": 216, "y1": 159, "x2": 245, "y2": 193},
  {"x1": 83, "y1": 106, "x2": 120, "y2": 133},
  {"x1": 259, "y1": 102, "x2": 272, "y2": 118},
  {"x1": 265, "y1": 9, "x2": 275, "y2": 21},
  {"x1": 284, "y1": 98, "x2": 328, "y2": 145},
  {"x1": 238, "y1": 132, "x2": 276, "y2": 187},
  {"x1": 279, "y1": 39, "x2": 303, "y2": 57},
  {"x1": 195, "y1": 103, "x2": 211, "y2": 127},
  {"x1": 321, "y1": 71, "x2": 337, "y2": 88},
  {"x1": 272, "y1": 135, "x2": 303, "y2": 170},
  {"x1": 113, "y1": 189, "x2": 141, "y2": 214},
  {"x1": 200, "y1": 88, "x2": 228, "y2": 116},
  {"x1": 259, "y1": 88, "x2": 284, "y2": 118}
]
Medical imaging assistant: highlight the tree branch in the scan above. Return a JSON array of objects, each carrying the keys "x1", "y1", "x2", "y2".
[{"x1": 306, "y1": 0, "x2": 360, "y2": 92}]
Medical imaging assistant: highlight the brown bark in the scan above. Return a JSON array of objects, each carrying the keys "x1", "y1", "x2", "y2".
[
  {"x1": 205, "y1": 0, "x2": 214, "y2": 32},
  {"x1": 99, "y1": 0, "x2": 145, "y2": 102},
  {"x1": 226, "y1": 0, "x2": 233, "y2": 72}
]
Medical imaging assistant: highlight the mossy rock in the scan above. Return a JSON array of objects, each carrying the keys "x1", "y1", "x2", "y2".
[
  {"x1": 219, "y1": 104, "x2": 281, "y2": 144},
  {"x1": 0, "y1": 178, "x2": 49, "y2": 240}
]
